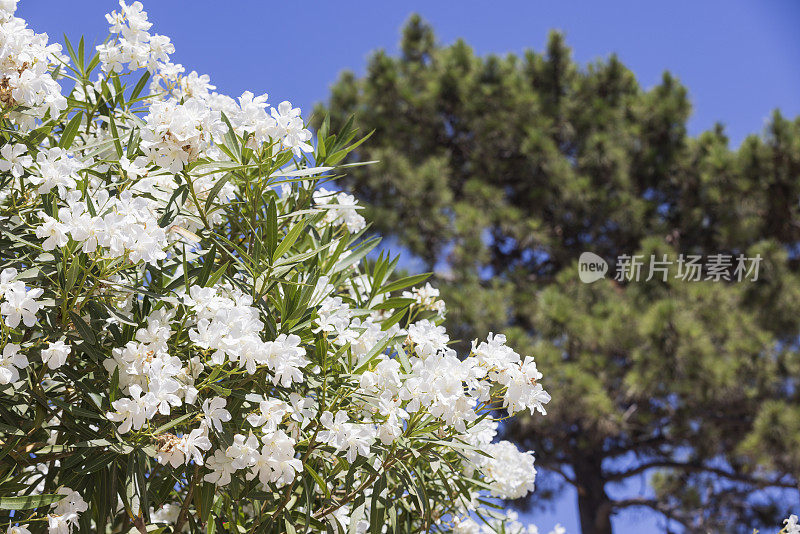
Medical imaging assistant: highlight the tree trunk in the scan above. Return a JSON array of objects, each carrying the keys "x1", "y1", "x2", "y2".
[{"x1": 574, "y1": 457, "x2": 613, "y2": 534}]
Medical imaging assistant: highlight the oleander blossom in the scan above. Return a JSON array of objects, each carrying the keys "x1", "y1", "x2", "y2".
[
  {"x1": 785, "y1": 515, "x2": 800, "y2": 534},
  {"x1": 0, "y1": 2, "x2": 554, "y2": 533},
  {"x1": 0, "y1": 0, "x2": 67, "y2": 128},
  {"x1": 46, "y1": 487, "x2": 87, "y2": 534},
  {"x1": 403, "y1": 282, "x2": 446, "y2": 316},
  {"x1": 313, "y1": 188, "x2": 367, "y2": 233}
]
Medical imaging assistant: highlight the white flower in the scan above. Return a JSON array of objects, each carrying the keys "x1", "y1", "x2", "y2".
[
  {"x1": 313, "y1": 295, "x2": 352, "y2": 337},
  {"x1": 35, "y1": 214, "x2": 70, "y2": 251},
  {"x1": 51, "y1": 487, "x2": 88, "y2": 517},
  {"x1": 402, "y1": 283, "x2": 446, "y2": 315},
  {"x1": 318, "y1": 411, "x2": 375, "y2": 463},
  {"x1": 41, "y1": 339, "x2": 70, "y2": 369},
  {"x1": 0, "y1": 143, "x2": 32, "y2": 177},
  {"x1": 226, "y1": 432, "x2": 260, "y2": 470},
  {"x1": 0, "y1": 0, "x2": 18, "y2": 19},
  {"x1": 119, "y1": 155, "x2": 146, "y2": 178},
  {"x1": 140, "y1": 97, "x2": 224, "y2": 171},
  {"x1": 47, "y1": 487, "x2": 87, "y2": 534},
  {"x1": 483, "y1": 441, "x2": 537, "y2": 499},
  {"x1": 313, "y1": 188, "x2": 366, "y2": 234},
  {"x1": 247, "y1": 429, "x2": 301, "y2": 487},
  {"x1": 407, "y1": 320, "x2": 449, "y2": 359},
  {"x1": 246, "y1": 397, "x2": 287, "y2": 432},
  {"x1": 155, "y1": 426, "x2": 212, "y2": 468},
  {"x1": 31, "y1": 148, "x2": 79, "y2": 196},
  {"x1": 0, "y1": 283, "x2": 44, "y2": 328},
  {"x1": 204, "y1": 448, "x2": 235, "y2": 486},
  {"x1": 202, "y1": 396, "x2": 231, "y2": 432},
  {"x1": 453, "y1": 517, "x2": 481, "y2": 534},
  {"x1": 0, "y1": 3, "x2": 558, "y2": 527},
  {"x1": 0, "y1": 268, "x2": 19, "y2": 298},
  {"x1": 0, "y1": 10, "x2": 66, "y2": 128},
  {"x1": 181, "y1": 426, "x2": 212, "y2": 465},
  {"x1": 263, "y1": 333, "x2": 308, "y2": 387},
  {"x1": 155, "y1": 434, "x2": 186, "y2": 468},
  {"x1": 785, "y1": 515, "x2": 800, "y2": 534},
  {"x1": 47, "y1": 514, "x2": 72, "y2": 534},
  {"x1": 147, "y1": 376, "x2": 182, "y2": 415},
  {"x1": 0, "y1": 343, "x2": 27, "y2": 385},
  {"x1": 270, "y1": 101, "x2": 313, "y2": 156},
  {"x1": 150, "y1": 503, "x2": 181, "y2": 526},
  {"x1": 97, "y1": 0, "x2": 173, "y2": 75},
  {"x1": 107, "y1": 384, "x2": 151, "y2": 433}
]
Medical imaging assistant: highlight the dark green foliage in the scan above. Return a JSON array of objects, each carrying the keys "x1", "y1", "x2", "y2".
[{"x1": 315, "y1": 15, "x2": 800, "y2": 533}]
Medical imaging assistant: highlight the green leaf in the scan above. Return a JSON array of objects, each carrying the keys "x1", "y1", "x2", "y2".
[
  {"x1": 153, "y1": 412, "x2": 194, "y2": 435},
  {"x1": 59, "y1": 112, "x2": 83, "y2": 149},
  {"x1": 69, "y1": 311, "x2": 96, "y2": 345},
  {"x1": 108, "y1": 113, "x2": 125, "y2": 158},
  {"x1": 85, "y1": 52, "x2": 101, "y2": 77},
  {"x1": 64, "y1": 255, "x2": 81, "y2": 293},
  {"x1": 0, "y1": 493, "x2": 65, "y2": 510},
  {"x1": 304, "y1": 462, "x2": 330, "y2": 499},
  {"x1": 207, "y1": 261, "x2": 229, "y2": 287},
  {"x1": 272, "y1": 220, "x2": 308, "y2": 264},
  {"x1": 204, "y1": 173, "x2": 232, "y2": 213},
  {"x1": 197, "y1": 244, "x2": 218, "y2": 287},
  {"x1": 332, "y1": 236, "x2": 380, "y2": 273},
  {"x1": 219, "y1": 112, "x2": 241, "y2": 161},
  {"x1": 158, "y1": 184, "x2": 188, "y2": 228},
  {"x1": 49, "y1": 397, "x2": 104, "y2": 421},
  {"x1": 130, "y1": 69, "x2": 151, "y2": 101},
  {"x1": 353, "y1": 334, "x2": 393, "y2": 374},
  {"x1": 108, "y1": 113, "x2": 124, "y2": 158},
  {"x1": 62, "y1": 34, "x2": 80, "y2": 73},
  {"x1": 369, "y1": 473, "x2": 386, "y2": 534},
  {"x1": 77, "y1": 36, "x2": 85, "y2": 73},
  {"x1": 370, "y1": 297, "x2": 416, "y2": 311},
  {"x1": 380, "y1": 307, "x2": 407, "y2": 332},
  {"x1": 266, "y1": 197, "x2": 278, "y2": 258},
  {"x1": 110, "y1": 366, "x2": 120, "y2": 403},
  {"x1": 196, "y1": 482, "x2": 215, "y2": 522},
  {"x1": 379, "y1": 273, "x2": 431, "y2": 295},
  {"x1": 80, "y1": 451, "x2": 118, "y2": 474}
]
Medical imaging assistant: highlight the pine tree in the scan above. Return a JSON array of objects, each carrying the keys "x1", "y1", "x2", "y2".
[{"x1": 314, "y1": 15, "x2": 800, "y2": 533}]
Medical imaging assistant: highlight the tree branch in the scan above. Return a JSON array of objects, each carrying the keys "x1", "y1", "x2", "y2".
[
  {"x1": 606, "y1": 459, "x2": 797, "y2": 489},
  {"x1": 173, "y1": 465, "x2": 200, "y2": 533}
]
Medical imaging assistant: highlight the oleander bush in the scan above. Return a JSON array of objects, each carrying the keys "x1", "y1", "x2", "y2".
[{"x1": 0, "y1": 2, "x2": 556, "y2": 533}]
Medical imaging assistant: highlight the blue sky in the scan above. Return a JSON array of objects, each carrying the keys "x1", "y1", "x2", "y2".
[{"x1": 17, "y1": 1, "x2": 800, "y2": 532}]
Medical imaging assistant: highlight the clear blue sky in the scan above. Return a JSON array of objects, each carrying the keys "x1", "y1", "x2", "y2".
[{"x1": 18, "y1": 1, "x2": 800, "y2": 532}]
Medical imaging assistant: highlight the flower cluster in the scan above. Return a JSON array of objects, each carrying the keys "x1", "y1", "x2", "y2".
[
  {"x1": 43, "y1": 190, "x2": 169, "y2": 264},
  {"x1": 403, "y1": 281, "x2": 447, "y2": 315},
  {"x1": 0, "y1": 2, "x2": 552, "y2": 534},
  {"x1": 313, "y1": 187, "x2": 367, "y2": 234},
  {"x1": 454, "y1": 512, "x2": 565, "y2": 534},
  {"x1": 0, "y1": 267, "x2": 43, "y2": 329},
  {"x1": 785, "y1": 515, "x2": 800, "y2": 534},
  {"x1": 140, "y1": 97, "x2": 224, "y2": 172},
  {"x1": 46, "y1": 488, "x2": 88, "y2": 534},
  {"x1": 0, "y1": 0, "x2": 66, "y2": 128},
  {"x1": 185, "y1": 284, "x2": 309, "y2": 382},
  {"x1": 96, "y1": 0, "x2": 173, "y2": 74}
]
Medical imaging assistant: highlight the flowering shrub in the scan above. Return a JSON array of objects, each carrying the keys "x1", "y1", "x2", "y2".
[{"x1": 0, "y1": 2, "x2": 557, "y2": 533}]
